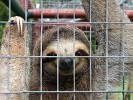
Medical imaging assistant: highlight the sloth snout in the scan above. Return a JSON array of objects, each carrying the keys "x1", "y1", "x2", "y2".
[{"x1": 59, "y1": 58, "x2": 73, "y2": 71}]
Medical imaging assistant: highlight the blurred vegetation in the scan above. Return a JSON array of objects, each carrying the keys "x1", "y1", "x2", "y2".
[
  {"x1": 0, "y1": 0, "x2": 16, "y2": 46},
  {"x1": 0, "y1": 0, "x2": 8, "y2": 46}
]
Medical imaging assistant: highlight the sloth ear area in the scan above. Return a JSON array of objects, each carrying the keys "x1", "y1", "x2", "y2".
[{"x1": 42, "y1": 52, "x2": 57, "y2": 63}]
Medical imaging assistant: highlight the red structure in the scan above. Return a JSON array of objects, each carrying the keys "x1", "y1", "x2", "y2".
[{"x1": 2, "y1": 0, "x2": 133, "y2": 44}]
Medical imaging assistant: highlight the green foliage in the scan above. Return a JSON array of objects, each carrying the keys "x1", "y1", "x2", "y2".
[
  {"x1": 0, "y1": 0, "x2": 9, "y2": 21},
  {"x1": 0, "y1": 0, "x2": 16, "y2": 46},
  {"x1": 0, "y1": 0, "x2": 8, "y2": 46}
]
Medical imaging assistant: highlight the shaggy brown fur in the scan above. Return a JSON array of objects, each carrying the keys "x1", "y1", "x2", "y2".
[
  {"x1": 29, "y1": 26, "x2": 93, "y2": 100},
  {"x1": 82, "y1": 0, "x2": 133, "y2": 99},
  {"x1": 0, "y1": 16, "x2": 30, "y2": 100}
]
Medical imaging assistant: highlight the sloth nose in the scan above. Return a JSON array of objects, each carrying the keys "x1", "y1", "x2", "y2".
[{"x1": 59, "y1": 58, "x2": 73, "y2": 71}]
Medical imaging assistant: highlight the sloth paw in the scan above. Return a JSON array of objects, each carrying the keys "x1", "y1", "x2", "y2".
[{"x1": 9, "y1": 16, "x2": 25, "y2": 35}]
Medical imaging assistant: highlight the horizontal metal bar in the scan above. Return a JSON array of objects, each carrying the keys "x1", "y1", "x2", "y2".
[
  {"x1": 0, "y1": 56, "x2": 133, "y2": 58},
  {"x1": 1, "y1": 21, "x2": 132, "y2": 25},
  {"x1": 0, "y1": 90, "x2": 133, "y2": 94},
  {"x1": 28, "y1": 9, "x2": 133, "y2": 20},
  {"x1": 28, "y1": 9, "x2": 86, "y2": 18}
]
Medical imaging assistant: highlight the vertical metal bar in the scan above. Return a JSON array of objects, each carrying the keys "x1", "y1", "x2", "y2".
[
  {"x1": 7, "y1": 0, "x2": 11, "y2": 99},
  {"x1": 57, "y1": 29, "x2": 59, "y2": 100},
  {"x1": 122, "y1": 20, "x2": 125, "y2": 100},
  {"x1": 73, "y1": 0, "x2": 76, "y2": 100},
  {"x1": 57, "y1": 0, "x2": 60, "y2": 100},
  {"x1": 24, "y1": 0, "x2": 28, "y2": 99},
  {"x1": 89, "y1": 0, "x2": 92, "y2": 100},
  {"x1": 105, "y1": 0, "x2": 109, "y2": 99},
  {"x1": 121, "y1": 0, "x2": 125, "y2": 99},
  {"x1": 40, "y1": 0, "x2": 43, "y2": 99},
  {"x1": 73, "y1": 28, "x2": 76, "y2": 100}
]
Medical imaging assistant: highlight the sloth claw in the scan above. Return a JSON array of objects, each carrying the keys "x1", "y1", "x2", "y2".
[{"x1": 9, "y1": 16, "x2": 24, "y2": 35}]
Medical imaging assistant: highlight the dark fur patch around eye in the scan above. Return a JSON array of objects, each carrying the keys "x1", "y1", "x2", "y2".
[
  {"x1": 42, "y1": 52, "x2": 57, "y2": 63},
  {"x1": 75, "y1": 49, "x2": 89, "y2": 56}
]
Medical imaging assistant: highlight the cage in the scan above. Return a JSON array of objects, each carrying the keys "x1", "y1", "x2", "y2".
[{"x1": 0, "y1": 0, "x2": 133, "y2": 100}]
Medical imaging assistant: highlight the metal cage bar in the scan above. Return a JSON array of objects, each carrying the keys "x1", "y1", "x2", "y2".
[{"x1": 0, "y1": 0, "x2": 133, "y2": 100}]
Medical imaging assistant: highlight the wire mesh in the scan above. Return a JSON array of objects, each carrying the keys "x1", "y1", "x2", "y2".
[{"x1": 0, "y1": 0, "x2": 133, "y2": 100}]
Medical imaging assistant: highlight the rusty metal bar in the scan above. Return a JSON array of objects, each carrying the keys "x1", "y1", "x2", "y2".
[
  {"x1": 28, "y1": 8, "x2": 133, "y2": 20},
  {"x1": 28, "y1": 9, "x2": 86, "y2": 18}
]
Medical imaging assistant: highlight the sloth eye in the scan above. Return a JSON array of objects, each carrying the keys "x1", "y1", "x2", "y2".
[
  {"x1": 43, "y1": 52, "x2": 57, "y2": 63},
  {"x1": 47, "y1": 52, "x2": 57, "y2": 56},
  {"x1": 75, "y1": 49, "x2": 88, "y2": 56}
]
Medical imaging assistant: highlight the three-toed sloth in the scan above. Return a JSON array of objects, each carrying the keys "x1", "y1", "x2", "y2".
[
  {"x1": 0, "y1": 16, "x2": 93, "y2": 100},
  {"x1": 1, "y1": 6, "x2": 133, "y2": 99}
]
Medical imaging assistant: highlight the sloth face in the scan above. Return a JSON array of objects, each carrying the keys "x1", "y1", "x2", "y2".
[{"x1": 42, "y1": 39, "x2": 90, "y2": 76}]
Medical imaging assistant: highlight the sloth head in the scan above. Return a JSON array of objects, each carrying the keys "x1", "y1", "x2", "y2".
[{"x1": 34, "y1": 26, "x2": 90, "y2": 80}]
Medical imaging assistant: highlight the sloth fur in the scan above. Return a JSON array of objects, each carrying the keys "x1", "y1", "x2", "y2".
[
  {"x1": 0, "y1": 16, "x2": 30, "y2": 100},
  {"x1": 82, "y1": 0, "x2": 133, "y2": 99}
]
